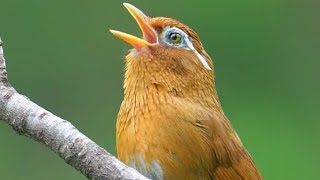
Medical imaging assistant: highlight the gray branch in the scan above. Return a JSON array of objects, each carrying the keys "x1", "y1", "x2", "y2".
[{"x1": 0, "y1": 37, "x2": 149, "y2": 180}]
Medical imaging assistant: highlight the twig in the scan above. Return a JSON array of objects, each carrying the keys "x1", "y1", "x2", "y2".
[{"x1": 0, "y1": 37, "x2": 149, "y2": 180}]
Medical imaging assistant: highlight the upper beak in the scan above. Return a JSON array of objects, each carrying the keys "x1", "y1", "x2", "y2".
[{"x1": 110, "y1": 3, "x2": 158, "y2": 50}]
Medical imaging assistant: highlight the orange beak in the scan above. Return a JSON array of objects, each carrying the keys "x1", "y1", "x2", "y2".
[{"x1": 110, "y1": 3, "x2": 158, "y2": 50}]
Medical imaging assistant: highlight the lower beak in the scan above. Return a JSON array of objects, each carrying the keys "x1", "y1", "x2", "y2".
[{"x1": 110, "y1": 3, "x2": 158, "y2": 50}]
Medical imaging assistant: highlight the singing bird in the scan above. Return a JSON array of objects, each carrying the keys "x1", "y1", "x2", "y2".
[{"x1": 110, "y1": 3, "x2": 262, "y2": 180}]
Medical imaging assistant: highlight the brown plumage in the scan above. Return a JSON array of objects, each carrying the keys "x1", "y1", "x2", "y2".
[{"x1": 111, "y1": 3, "x2": 262, "y2": 180}]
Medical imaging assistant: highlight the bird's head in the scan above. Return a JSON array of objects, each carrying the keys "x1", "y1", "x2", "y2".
[{"x1": 111, "y1": 3, "x2": 216, "y2": 101}]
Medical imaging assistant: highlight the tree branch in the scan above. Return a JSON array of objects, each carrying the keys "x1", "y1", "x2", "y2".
[{"x1": 0, "y1": 37, "x2": 149, "y2": 180}]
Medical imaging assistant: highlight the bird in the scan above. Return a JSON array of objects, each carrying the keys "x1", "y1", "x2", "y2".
[{"x1": 110, "y1": 3, "x2": 262, "y2": 180}]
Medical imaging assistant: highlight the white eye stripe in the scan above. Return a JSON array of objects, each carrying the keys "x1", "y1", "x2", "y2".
[
  {"x1": 163, "y1": 27, "x2": 212, "y2": 70},
  {"x1": 184, "y1": 34, "x2": 212, "y2": 70}
]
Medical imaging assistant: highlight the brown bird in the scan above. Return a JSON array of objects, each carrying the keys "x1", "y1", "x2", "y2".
[{"x1": 110, "y1": 3, "x2": 262, "y2": 180}]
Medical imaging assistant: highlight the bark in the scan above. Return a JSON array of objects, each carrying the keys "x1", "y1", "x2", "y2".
[{"x1": 0, "y1": 37, "x2": 149, "y2": 180}]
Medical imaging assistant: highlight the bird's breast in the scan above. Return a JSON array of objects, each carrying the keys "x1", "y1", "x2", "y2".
[{"x1": 116, "y1": 89, "x2": 214, "y2": 179}]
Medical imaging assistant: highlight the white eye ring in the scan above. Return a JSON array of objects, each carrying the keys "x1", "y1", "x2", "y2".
[{"x1": 163, "y1": 27, "x2": 212, "y2": 70}]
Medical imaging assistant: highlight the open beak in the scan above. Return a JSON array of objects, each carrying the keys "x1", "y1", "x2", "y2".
[{"x1": 110, "y1": 3, "x2": 158, "y2": 50}]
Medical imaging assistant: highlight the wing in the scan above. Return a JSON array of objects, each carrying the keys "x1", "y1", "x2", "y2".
[{"x1": 197, "y1": 108, "x2": 263, "y2": 180}]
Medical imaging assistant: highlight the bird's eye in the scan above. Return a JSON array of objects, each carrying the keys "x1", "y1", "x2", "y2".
[{"x1": 168, "y1": 33, "x2": 182, "y2": 44}]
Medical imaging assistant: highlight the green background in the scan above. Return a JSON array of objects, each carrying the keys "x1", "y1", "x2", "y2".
[{"x1": 0, "y1": 0, "x2": 319, "y2": 179}]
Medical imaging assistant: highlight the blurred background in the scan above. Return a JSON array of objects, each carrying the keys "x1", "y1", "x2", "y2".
[{"x1": 0, "y1": 0, "x2": 319, "y2": 179}]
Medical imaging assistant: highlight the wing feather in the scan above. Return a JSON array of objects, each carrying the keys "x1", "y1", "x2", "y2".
[{"x1": 197, "y1": 108, "x2": 263, "y2": 180}]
